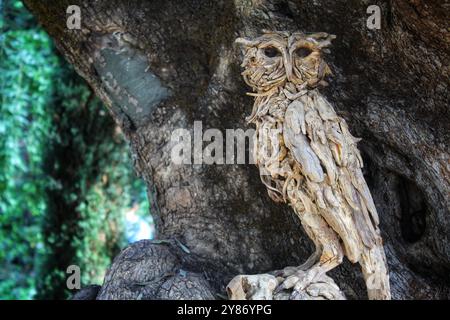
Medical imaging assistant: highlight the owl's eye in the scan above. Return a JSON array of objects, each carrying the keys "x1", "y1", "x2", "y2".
[
  {"x1": 295, "y1": 47, "x2": 313, "y2": 58},
  {"x1": 263, "y1": 46, "x2": 281, "y2": 58}
]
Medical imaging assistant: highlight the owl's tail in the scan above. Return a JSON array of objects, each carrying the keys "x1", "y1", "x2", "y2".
[{"x1": 360, "y1": 242, "x2": 391, "y2": 300}]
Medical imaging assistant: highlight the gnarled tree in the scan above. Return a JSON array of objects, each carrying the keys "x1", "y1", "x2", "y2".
[{"x1": 23, "y1": 0, "x2": 449, "y2": 299}]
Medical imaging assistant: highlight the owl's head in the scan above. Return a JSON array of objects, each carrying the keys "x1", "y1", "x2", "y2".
[{"x1": 236, "y1": 31, "x2": 335, "y2": 93}]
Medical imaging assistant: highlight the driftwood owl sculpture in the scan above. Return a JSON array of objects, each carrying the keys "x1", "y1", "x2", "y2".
[{"x1": 235, "y1": 31, "x2": 391, "y2": 300}]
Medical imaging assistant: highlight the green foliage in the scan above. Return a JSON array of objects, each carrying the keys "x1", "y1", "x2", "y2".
[
  {"x1": 36, "y1": 69, "x2": 151, "y2": 298},
  {"x1": 75, "y1": 141, "x2": 148, "y2": 286},
  {"x1": 1, "y1": 0, "x2": 35, "y2": 31},
  {"x1": 0, "y1": 3, "x2": 57, "y2": 298},
  {"x1": 0, "y1": 0, "x2": 152, "y2": 300}
]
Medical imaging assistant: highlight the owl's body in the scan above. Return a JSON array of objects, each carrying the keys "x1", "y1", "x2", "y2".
[{"x1": 237, "y1": 31, "x2": 391, "y2": 299}]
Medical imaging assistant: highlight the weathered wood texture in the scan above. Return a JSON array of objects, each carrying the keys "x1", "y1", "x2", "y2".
[
  {"x1": 23, "y1": 0, "x2": 449, "y2": 299},
  {"x1": 232, "y1": 31, "x2": 391, "y2": 300}
]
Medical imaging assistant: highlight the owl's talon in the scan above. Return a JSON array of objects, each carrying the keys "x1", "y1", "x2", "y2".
[
  {"x1": 274, "y1": 284, "x2": 284, "y2": 294},
  {"x1": 290, "y1": 290, "x2": 299, "y2": 300},
  {"x1": 275, "y1": 267, "x2": 323, "y2": 298},
  {"x1": 274, "y1": 280, "x2": 292, "y2": 294},
  {"x1": 275, "y1": 265, "x2": 297, "y2": 277}
]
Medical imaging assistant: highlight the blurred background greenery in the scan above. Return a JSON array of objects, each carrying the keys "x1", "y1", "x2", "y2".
[{"x1": 0, "y1": 0, "x2": 154, "y2": 299}]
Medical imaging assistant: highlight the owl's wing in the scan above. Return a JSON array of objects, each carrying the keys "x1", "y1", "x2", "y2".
[
  {"x1": 283, "y1": 92, "x2": 379, "y2": 261},
  {"x1": 283, "y1": 99, "x2": 325, "y2": 183}
]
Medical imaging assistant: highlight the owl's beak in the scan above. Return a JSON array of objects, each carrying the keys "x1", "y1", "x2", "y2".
[
  {"x1": 283, "y1": 54, "x2": 294, "y2": 82},
  {"x1": 286, "y1": 68, "x2": 293, "y2": 82}
]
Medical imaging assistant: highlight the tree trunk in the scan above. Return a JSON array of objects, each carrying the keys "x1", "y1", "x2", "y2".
[{"x1": 23, "y1": 0, "x2": 450, "y2": 299}]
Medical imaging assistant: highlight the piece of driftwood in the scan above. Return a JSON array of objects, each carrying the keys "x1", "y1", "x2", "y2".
[
  {"x1": 230, "y1": 31, "x2": 391, "y2": 300},
  {"x1": 227, "y1": 273, "x2": 345, "y2": 300}
]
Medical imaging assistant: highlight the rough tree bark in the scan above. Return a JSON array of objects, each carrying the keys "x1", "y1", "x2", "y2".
[{"x1": 23, "y1": 0, "x2": 449, "y2": 299}]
